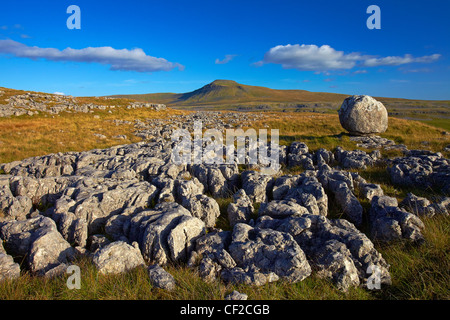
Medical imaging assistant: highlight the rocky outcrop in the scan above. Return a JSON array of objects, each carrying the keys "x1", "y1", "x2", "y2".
[
  {"x1": 387, "y1": 150, "x2": 450, "y2": 194},
  {"x1": 225, "y1": 290, "x2": 248, "y2": 300},
  {"x1": 288, "y1": 142, "x2": 314, "y2": 169},
  {"x1": 400, "y1": 193, "x2": 436, "y2": 217},
  {"x1": 0, "y1": 215, "x2": 74, "y2": 275},
  {"x1": 190, "y1": 163, "x2": 239, "y2": 198},
  {"x1": 350, "y1": 135, "x2": 408, "y2": 152},
  {"x1": 128, "y1": 202, "x2": 206, "y2": 265},
  {"x1": 225, "y1": 223, "x2": 312, "y2": 284},
  {"x1": 293, "y1": 215, "x2": 391, "y2": 291},
  {"x1": 369, "y1": 196, "x2": 425, "y2": 243},
  {"x1": 52, "y1": 180, "x2": 158, "y2": 247},
  {"x1": 318, "y1": 168, "x2": 363, "y2": 227},
  {"x1": 0, "y1": 92, "x2": 166, "y2": 118},
  {"x1": 190, "y1": 209, "x2": 391, "y2": 290},
  {"x1": 335, "y1": 146, "x2": 381, "y2": 170},
  {"x1": 241, "y1": 170, "x2": 274, "y2": 203},
  {"x1": 272, "y1": 173, "x2": 328, "y2": 216}
]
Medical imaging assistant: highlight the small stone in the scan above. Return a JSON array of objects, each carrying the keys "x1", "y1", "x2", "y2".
[
  {"x1": 148, "y1": 264, "x2": 176, "y2": 291},
  {"x1": 225, "y1": 290, "x2": 248, "y2": 300}
]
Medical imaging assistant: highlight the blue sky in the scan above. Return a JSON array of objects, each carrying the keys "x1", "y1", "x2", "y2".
[{"x1": 0, "y1": 0, "x2": 449, "y2": 99}]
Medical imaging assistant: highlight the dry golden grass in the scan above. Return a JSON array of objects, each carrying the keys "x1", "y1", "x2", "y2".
[
  {"x1": 250, "y1": 112, "x2": 450, "y2": 155},
  {"x1": 0, "y1": 106, "x2": 187, "y2": 163},
  {"x1": 1, "y1": 108, "x2": 449, "y2": 164}
]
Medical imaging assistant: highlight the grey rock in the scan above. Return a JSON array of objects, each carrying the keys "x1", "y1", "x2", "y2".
[
  {"x1": 0, "y1": 242, "x2": 21, "y2": 281},
  {"x1": 167, "y1": 214, "x2": 206, "y2": 262},
  {"x1": 273, "y1": 174, "x2": 328, "y2": 216},
  {"x1": 330, "y1": 179, "x2": 363, "y2": 227},
  {"x1": 400, "y1": 193, "x2": 435, "y2": 217},
  {"x1": 255, "y1": 215, "x2": 311, "y2": 237},
  {"x1": 387, "y1": 151, "x2": 450, "y2": 194},
  {"x1": 0, "y1": 177, "x2": 33, "y2": 221},
  {"x1": 318, "y1": 169, "x2": 362, "y2": 226},
  {"x1": 93, "y1": 134, "x2": 107, "y2": 139},
  {"x1": 311, "y1": 239, "x2": 360, "y2": 292},
  {"x1": 338, "y1": 95, "x2": 388, "y2": 135},
  {"x1": 335, "y1": 146, "x2": 377, "y2": 170},
  {"x1": 52, "y1": 181, "x2": 158, "y2": 247},
  {"x1": 315, "y1": 148, "x2": 334, "y2": 165},
  {"x1": 87, "y1": 234, "x2": 111, "y2": 253},
  {"x1": 258, "y1": 200, "x2": 309, "y2": 218},
  {"x1": 370, "y1": 195, "x2": 425, "y2": 243},
  {"x1": 0, "y1": 215, "x2": 75, "y2": 274},
  {"x1": 432, "y1": 197, "x2": 450, "y2": 216},
  {"x1": 181, "y1": 194, "x2": 220, "y2": 228},
  {"x1": 198, "y1": 256, "x2": 220, "y2": 282},
  {"x1": 42, "y1": 263, "x2": 69, "y2": 279},
  {"x1": 92, "y1": 241, "x2": 145, "y2": 275},
  {"x1": 350, "y1": 135, "x2": 407, "y2": 152},
  {"x1": 287, "y1": 142, "x2": 314, "y2": 169},
  {"x1": 191, "y1": 230, "x2": 234, "y2": 282},
  {"x1": 225, "y1": 290, "x2": 248, "y2": 300},
  {"x1": 351, "y1": 171, "x2": 384, "y2": 202},
  {"x1": 297, "y1": 216, "x2": 391, "y2": 289},
  {"x1": 152, "y1": 176, "x2": 175, "y2": 203},
  {"x1": 228, "y1": 223, "x2": 311, "y2": 283},
  {"x1": 133, "y1": 202, "x2": 206, "y2": 265},
  {"x1": 174, "y1": 178, "x2": 204, "y2": 204},
  {"x1": 190, "y1": 164, "x2": 235, "y2": 198},
  {"x1": 221, "y1": 267, "x2": 279, "y2": 286},
  {"x1": 241, "y1": 170, "x2": 274, "y2": 203},
  {"x1": 148, "y1": 264, "x2": 176, "y2": 290},
  {"x1": 227, "y1": 189, "x2": 254, "y2": 227}
]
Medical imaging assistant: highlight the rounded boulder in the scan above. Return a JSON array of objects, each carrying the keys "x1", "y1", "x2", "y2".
[{"x1": 338, "y1": 95, "x2": 388, "y2": 135}]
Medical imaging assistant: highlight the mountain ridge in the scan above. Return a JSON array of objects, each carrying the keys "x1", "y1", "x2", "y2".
[
  {"x1": 108, "y1": 80, "x2": 450, "y2": 112},
  {"x1": 108, "y1": 79, "x2": 352, "y2": 107}
]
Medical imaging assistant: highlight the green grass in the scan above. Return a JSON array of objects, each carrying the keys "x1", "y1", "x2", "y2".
[
  {"x1": 0, "y1": 257, "x2": 372, "y2": 300},
  {"x1": 375, "y1": 216, "x2": 450, "y2": 300},
  {"x1": 420, "y1": 118, "x2": 450, "y2": 132}
]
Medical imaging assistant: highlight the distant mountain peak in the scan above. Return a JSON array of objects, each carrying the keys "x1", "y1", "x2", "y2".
[
  {"x1": 209, "y1": 79, "x2": 239, "y2": 86},
  {"x1": 109, "y1": 79, "x2": 353, "y2": 107}
]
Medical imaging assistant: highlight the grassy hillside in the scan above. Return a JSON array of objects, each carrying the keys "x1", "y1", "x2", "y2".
[
  {"x1": 108, "y1": 80, "x2": 450, "y2": 127},
  {"x1": 110, "y1": 80, "x2": 349, "y2": 106}
]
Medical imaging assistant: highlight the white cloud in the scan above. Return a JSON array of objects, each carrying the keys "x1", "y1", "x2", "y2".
[
  {"x1": 258, "y1": 44, "x2": 362, "y2": 71},
  {"x1": 363, "y1": 54, "x2": 441, "y2": 67},
  {"x1": 215, "y1": 54, "x2": 237, "y2": 64},
  {"x1": 53, "y1": 92, "x2": 65, "y2": 95},
  {"x1": 0, "y1": 39, "x2": 184, "y2": 73},
  {"x1": 258, "y1": 44, "x2": 441, "y2": 72}
]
